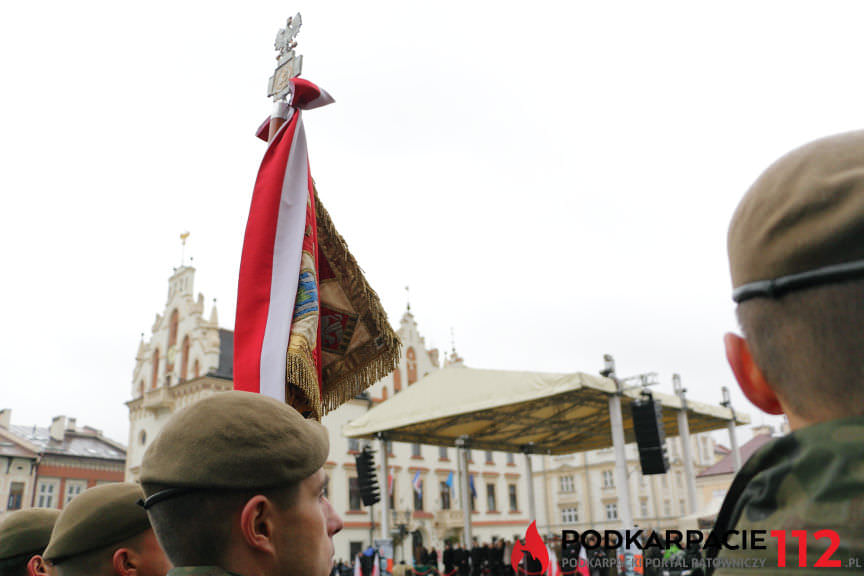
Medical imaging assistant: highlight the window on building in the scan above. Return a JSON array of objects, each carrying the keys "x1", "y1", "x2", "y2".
[
  {"x1": 602, "y1": 470, "x2": 615, "y2": 488},
  {"x1": 486, "y1": 483, "x2": 497, "y2": 512},
  {"x1": 151, "y1": 348, "x2": 160, "y2": 389},
  {"x1": 138, "y1": 380, "x2": 145, "y2": 397},
  {"x1": 561, "y1": 506, "x2": 579, "y2": 524},
  {"x1": 440, "y1": 481, "x2": 451, "y2": 510},
  {"x1": 605, "y1": 503, "x2": 618, "y2": 521},
  {"x1": 389, "y1": 476, "x2": 395, "y2": 510},
  {"x1": 680, "y1": 499, "x2": 686, "y2": 515},
  {"x1": 484, "y1": 451, "x2": 494, "y2": 464},
  {"x1": 167, "y1": 309, "x2": 179, "y2": 371},
  {"x1": 65, "y1": 481, "x2": 85, "y2": 505},
  {"x1": 7, "y1": 482, "x2": 24, "y2": 510},
  {"x1": 412, "y1": 443, "x2": 422, "y2": 458},
  {"x1": 349, "y1": 477, "x2": 362, "y2": 510},
  {"x1": 467, "y1": 450, "x2": 474, "y2": 463},
  {"x1": 507, "y1": 453, "x2": 515, "y2": 465},
  {"x1": 348, "y1": 438, "x2": 360, "y2": 453},
  {"x1": 393, "y1": 369, "x2": 402, "y2": 393},
  {"x1": 640, "y1": 499, "x2": 648, "y2": 518},
  {"x1": 414, "y1": 480, "x2": 424, "y2": 511},
  {"x1": 193, "y1": 358, "x2": 200, "y2": 378},
  {"x1": 661, "y1": 475, "x2": 668, "y2": 489},
  {"x1": 381, "y1": 387, "x2": 388, "y2": 400},
  {"x1": 36, "y1": 482, "x2": 55, "y2": 508},
  {"x1": 664, "y1": 500, "x2": 671, "y2": 517},
  {"x1": 406, "y1": 348, "x2": 418, "y2": 385},
  {"x1": 559, "y1": 475, "x2": 575, "y2": 493},
  {"x1": 676, "y1": 471, "x2": 683, "y2": 488},
  {"x1": 439, "y1": 446, "x2": 448, "y2": 460},
  {"x1": 180, "y1": 334, "x2": 190, "y2": 381},
  {"x1": 509, "y1": 484, "x2": 518, "y2": 512},
  {"x1": 386, "y1": 440, "x2": 394, "y2": 455}
]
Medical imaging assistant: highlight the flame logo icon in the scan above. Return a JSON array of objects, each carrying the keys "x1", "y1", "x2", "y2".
[{"x1": 511, "y1": 520, "x2": 549, "y2": 575}]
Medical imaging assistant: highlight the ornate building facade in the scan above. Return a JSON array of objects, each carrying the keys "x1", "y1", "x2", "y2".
[{"x1": 126, "y1": 266, "x2": 534, "y2": 562}]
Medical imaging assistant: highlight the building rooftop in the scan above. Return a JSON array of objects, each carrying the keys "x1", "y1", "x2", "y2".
[
  {"x1": 9, "y1": 425, "x2": 125, "y2": 462},
  {"x1": 697, "y1": 433, "x2": 773, "y2": 478}
]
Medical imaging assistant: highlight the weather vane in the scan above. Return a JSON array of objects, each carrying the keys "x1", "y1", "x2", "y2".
[
  {"x1": 267, "y1": 13, "x2": 303, "y2": 101},
  {"x1": 180, "y1": 231, "x2": 190, "y2": 266}
]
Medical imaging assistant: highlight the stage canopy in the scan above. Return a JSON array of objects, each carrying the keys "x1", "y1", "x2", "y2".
[{"x1": 343, "y1": 367, "x2": 749, "y2": 454}]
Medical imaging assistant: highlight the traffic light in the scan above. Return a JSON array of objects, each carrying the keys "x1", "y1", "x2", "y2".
[
  {"x1": 630, "y1": 393, "x2": 670, "y2": 474},
  {"x1": 355, "y1": 445, "x2": 381, "y2": 506}
]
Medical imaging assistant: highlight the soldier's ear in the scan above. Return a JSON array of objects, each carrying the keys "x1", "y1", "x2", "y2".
[
  {"x1": 724, "y1": 333, "x2": 783, "y2": 415},
  {"x1": 27, "y1": 555, "x2": 49, "y2": 576},
  {"x1": 112, "y1": 548, "x2": 136, "y2": 576},
  {"x1": 239, "y1": 495, "x2": 278, "y2": 555}
]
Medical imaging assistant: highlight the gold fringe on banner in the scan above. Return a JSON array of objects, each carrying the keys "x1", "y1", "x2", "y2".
[{"x1": 284, "y1": 187, "x2": 401, "y2": 420}]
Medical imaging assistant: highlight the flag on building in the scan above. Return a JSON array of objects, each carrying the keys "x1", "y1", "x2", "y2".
[
  {"x1": 469, "y1": 474, "x2": 477, "y2": 498},
  {"x1": 413, "y1": 471, "x2": 423, "y2": 496},
  {"x1": 234, "y1": 77, "x2": 400, "y2": 419},
  {"x1": 445, "y1": 471, "x2": 454, "y2": 488}
]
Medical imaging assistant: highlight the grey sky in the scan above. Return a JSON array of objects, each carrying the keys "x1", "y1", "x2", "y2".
[{"x1": 3, "y1": 1, "x2": 857, "y2": 443}]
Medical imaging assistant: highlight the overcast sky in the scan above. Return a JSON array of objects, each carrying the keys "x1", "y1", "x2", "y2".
[{"x1": 2, "y1": 1, "x2": 858, "y2": 445}]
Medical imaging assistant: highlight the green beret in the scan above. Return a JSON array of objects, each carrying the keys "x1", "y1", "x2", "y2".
[
  {"x1": 729, "y1": 130, "x2": 864, "y2": 302},
  {"x1": 43, "y1": 483, "x2": 150, "y2": 563},
  {"x1": 140, "y1": 391, "x2": 328, "y2": 495},
  {"x1": 0, "y1": 508, "x2": 60, "y2": 560}
]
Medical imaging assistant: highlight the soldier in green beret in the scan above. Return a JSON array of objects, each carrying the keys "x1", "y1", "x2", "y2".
[
  {"x1": 0, "y1": 509, "x2": 59, "y2": 576},
  {"x1": 707, "y1": 131, "x2": 864, "y2": 574},
  {"x1": 139, "y1": 390, "x2": 343, "y2": 576},
  {"x1": 42, "y1": 483, "x2": 170, "y2": 576}
]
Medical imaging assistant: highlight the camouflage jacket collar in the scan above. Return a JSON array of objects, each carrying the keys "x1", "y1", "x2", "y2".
[{"x1": 168, "y1": 567, "x2": 245, "y2": 576}]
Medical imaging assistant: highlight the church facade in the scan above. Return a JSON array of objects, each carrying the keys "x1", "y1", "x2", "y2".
[{"x1": 126, "y1": 266, "x2": 534, "y2": 563}]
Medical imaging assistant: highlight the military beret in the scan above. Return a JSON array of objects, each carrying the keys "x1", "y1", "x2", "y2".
[
  {"x1": 43, "y1": 483, "x2": 150, "y2": 563},
  {"x1": 729, "y1": 130, "x2": 864, "y2": 303},
  {"x1": 0, "y1": 508, "x2": 60, "y2": 560},
  {"x1": 139, "y1": 391, "x2": 328, "y2": 501}
]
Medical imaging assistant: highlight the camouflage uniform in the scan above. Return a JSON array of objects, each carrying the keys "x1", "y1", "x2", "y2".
[
  {"x1": 706, "y1": 416, "x2": 864, "y2": 575},
  {"x1": 168, "y1": 568, "x2": 244, "y2": 576}
]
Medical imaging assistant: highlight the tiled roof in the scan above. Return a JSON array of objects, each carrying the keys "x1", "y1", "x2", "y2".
[
  {"x1": 0, "y1": 435, "x2": 37, "y2": 459},
  {"x1": 9, "y1": 426, "x2": 125, "y2": 462},
  {"x1": 208, "y1": 329, "x2": 234, "y2": 380},
  {"x1": 697, "y1": 433, "x2": 773, "y2": 478}
]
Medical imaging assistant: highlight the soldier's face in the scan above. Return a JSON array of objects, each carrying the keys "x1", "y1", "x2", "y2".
[{"x1": 275, "y1": 468, "x2": 343, "y2": 576}]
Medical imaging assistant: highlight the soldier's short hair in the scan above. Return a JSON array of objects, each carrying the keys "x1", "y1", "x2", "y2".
[
  {"x1": 141, "y1": 483, "x2": 299, "y2": 567},
  {"x1": 737, "y1": 277, "x2": 864, "y2": 419}
]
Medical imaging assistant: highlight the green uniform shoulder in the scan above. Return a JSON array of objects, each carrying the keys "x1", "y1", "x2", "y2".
[{"x1": 709, "y1": 416, "x2": 864, "y2": 574}]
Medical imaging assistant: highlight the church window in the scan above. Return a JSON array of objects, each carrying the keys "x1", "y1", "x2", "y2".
[
  {"x1": 180, "y1": 335, "x2": 190, "y2": 382},
  {"x1": 393, "y1": 369, "x2": 402, "y2": 393},
  {"x1": 406, "y1": 347, "x2": 417, "y2": 384},
  {"x1": 151, "y1": 349, "x2": 160, "y2": 389},
  {"x1": 193, "y1": 359, "x2": 200, "y2": 379},
  {"x1": 167, "y1": 310, "x2": 179, "y2": 371}
]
